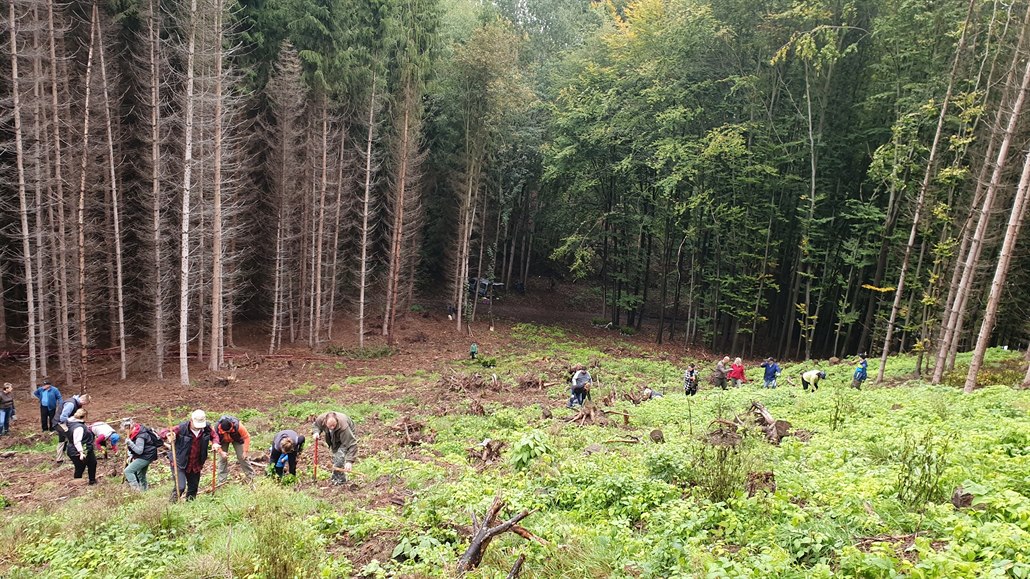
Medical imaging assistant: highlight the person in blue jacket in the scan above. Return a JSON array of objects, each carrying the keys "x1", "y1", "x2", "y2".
[
  {"x1": 852, "y1": 353, "x2": 868, "y2": 390},
  {"x1": 760, "y1": 358, "x2": 781, "y2": 389},
  {"x1": 32, "y1": 378, "x2": 62, "y2": 433}
]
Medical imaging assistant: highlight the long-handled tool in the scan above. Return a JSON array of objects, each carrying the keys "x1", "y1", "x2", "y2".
[
  {"x1": 168, "y1": 412, "x2": 180, "y2": 502},
  {"x1": 212, "y1": 447, "x2": 218, "y2": 494},
  {"x1": 313, "y1": 437, "x2": 319, "y2": 483}
]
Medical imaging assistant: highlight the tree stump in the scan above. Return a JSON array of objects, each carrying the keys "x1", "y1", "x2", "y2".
[{"x1": 456, "y1": 494, "x2": 539, "y2": 576}]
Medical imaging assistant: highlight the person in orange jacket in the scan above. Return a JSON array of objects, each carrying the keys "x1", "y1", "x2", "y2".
[{"x1": 215, "y1": 415, "x2": 255, "y2": 484}]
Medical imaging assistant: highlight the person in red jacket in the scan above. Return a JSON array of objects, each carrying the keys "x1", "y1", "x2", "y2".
[
  {"x1": 727, "y1": 357, "x2": 748, "y2": 388},
  {"x1": 215, "y1": 415, "x2": 255, "y2": 484}
]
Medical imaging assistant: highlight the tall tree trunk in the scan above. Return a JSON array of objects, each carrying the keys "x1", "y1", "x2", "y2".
[
  {"x1": 147, "y1": 0, "x2": 164, "y2": 378},
  {"x1": 471, "y1": 188, "x2": 489, "y2": 323},
  {"x1": 964, "y1": 144, "x2": 1030, "y2": 392},
  {"x1": 327, "y1": 132, "x2": 346, "y2": 341},
  {"x1": 31, "y1": 28, "x2": 49, "y2": 379},
  {"x1": 876, "y1": 0, "x2": 975, "y2": 383},
  {"x1": 208, "y1": 0, "x2": 225, "y2": 371},
  {"x1": 179, "y1": 0, "x2": 198, "y2": 386},
  {"x1": 97, "y1": 15, "x2": 127, "y2": 380},
  {"x1": 937, "y1": 3, "x2": 1030, "y2": 379},
  {"x1": 10, "y1": 0, "x2": 39, "y2": 387},
  {"x1": 358, "y1": 76, "x2": 377, "y2": 348},
  {"x1": 74, "y1": 3, "x2": 98, "y2": 393},
  {"x1": 312, "y1": 98, "x2": 328, "y2": 347}
]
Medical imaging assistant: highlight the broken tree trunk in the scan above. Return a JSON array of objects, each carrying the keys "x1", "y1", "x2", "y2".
[
  {"x1": 506, "y1": 554, "x2": 526, "y2": 579},
  {"x1": 456, "y1": 494, "x2": 537, "y2": 576},
  {"x1": 749, "y1": 401, "x2": 792, "y2": 444}
]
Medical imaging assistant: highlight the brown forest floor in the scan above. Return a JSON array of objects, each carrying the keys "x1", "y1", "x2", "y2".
[{"x1": 0, "y1": 278, "x2": 703, "y2": 518}]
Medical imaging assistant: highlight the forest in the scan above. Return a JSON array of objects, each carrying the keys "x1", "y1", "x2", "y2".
[{"x1": 3, "y1": 0, "x2": 1030, "y2": 388}]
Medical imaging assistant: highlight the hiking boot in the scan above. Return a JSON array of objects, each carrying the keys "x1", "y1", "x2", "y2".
[{"x1": 330, "y1": 471, "x2": 347, "y2": 486}]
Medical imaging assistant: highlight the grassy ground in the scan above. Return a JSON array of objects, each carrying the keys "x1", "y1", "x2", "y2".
[{"x1": 1, "y1": 326, "x2": 1028, "y2": 578}]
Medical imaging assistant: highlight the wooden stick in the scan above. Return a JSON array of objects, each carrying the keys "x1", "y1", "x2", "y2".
[
  {"x1": 313, "y1": 437, "x2": 319, "y2": 482},
  {"x1": 212, "y1": 445, "x2": 217, "y2": 494},
  {"x1": 506, "y1": 553, "x2": 526, "y2": 579}
]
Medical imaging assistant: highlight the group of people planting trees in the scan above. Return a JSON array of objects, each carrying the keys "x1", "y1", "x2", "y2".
[
  {"x1": 566, "y1": 353, "x2": 871, "y2": 407},
  {"x1": 7, "y1": 378, "x2": 359, "y2": 500}
]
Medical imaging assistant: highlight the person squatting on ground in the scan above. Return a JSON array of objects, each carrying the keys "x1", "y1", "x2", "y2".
[
  {"x1": 728, "y1": 357, "x2": 748, "y2": 388},
  {"x1": 66, "y1": 408, "x2": 97, "y2": 485},
  {"x1": 312, "y1": 412, "x2": 358, "y2": 486},
  {"x1": 33, "y1": 378, "x2": 62, "y2": 433},
  {"x1": 55, "y1": 394, "x2": 90, "y2": 462},
  {"x1": 683, "y1": 364, "x2": 699, "y2": 396},
  {"x1": 641, "y1": 386, "x2": 663, "y2": 400},
  {"x1": 714, "y1": 357, "x2": 730, "y2": 390},
  {"x1": 215, "y1": 415, "x2": 255, "y2": 484},
  {"x1": 270, "y1": 429, "x2": 306, "y2": 478},
  {"x1": 89, "y1": 421, "x2": 120, "y2": 459},
  {"x1": 124, "y1": 421, "x2": 162, "y2": 491},
  {"x1": 567, "y1": 365, "x2": 592, "y2": 408},
  {"x1": 761, "y1": 358, "x2": 781, "y2": 389},
  {"x1": 801, "y1": 369, "x2": 827, "y2": 392},
  {"x1": 167, "y1": 410, "x2": 224, "y2": 501},
  {"x1": 852, "y1": 353, "x2": 868, "y2": 390},
  {"x1": 0, "y1": 383, "x2": 14, "y2": 435}
]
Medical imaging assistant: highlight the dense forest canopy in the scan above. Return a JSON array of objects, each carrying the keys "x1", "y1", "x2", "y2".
[{"x1": 2, "y1": 0, "x2": 1029, "y2": 388}]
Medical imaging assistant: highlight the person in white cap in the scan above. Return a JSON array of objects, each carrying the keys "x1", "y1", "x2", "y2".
[{"x1": 166, "y1": 409, "x2": 224, "y2": 501}]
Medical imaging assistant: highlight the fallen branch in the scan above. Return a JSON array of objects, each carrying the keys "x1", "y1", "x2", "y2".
[
  {"x1": 456, "y1": 494, "x2": 537, "y2": 576},
  {"x1": 506, "y1": 553, "x2": 526, "y2": 579},
  {"x1": 604, "y1": 436, "x2": 641, "y2": 444}
]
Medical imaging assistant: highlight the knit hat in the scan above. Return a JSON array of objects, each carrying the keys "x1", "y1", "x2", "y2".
[
  {"x1": 109, "y1": 433, "x2": 121, "y2": 447},
  {"x1": 191, "y1": 409, "x2": 208, "y2": 429}
]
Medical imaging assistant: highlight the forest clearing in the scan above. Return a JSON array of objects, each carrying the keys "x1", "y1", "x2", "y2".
[
  {"x1": 1, "y1": 315, "x2": 1029, "y2": 578},
  {"x1": 4, "y1": 0, "x2": 1030, "y2": 576}
]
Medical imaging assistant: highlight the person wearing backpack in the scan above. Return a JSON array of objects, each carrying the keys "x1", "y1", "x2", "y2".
[
  {"x1": 66, "y1": 409, "x2": 97, "y2": 484},
  {"x1": 124, "y1": 422, "x2": 162, "y2": 491},
  {"x1": 270, "y1": 429, "x2": 306, "y2": 478},
  {"x1": 55, "y1": 394, "x2": 90, "y2": 463},
  {"x1": 167, "y1": 410, "x2": 224, "y2": 501},
  {"x1": 215, "y1": 415, "x2": 255, "y2": 484},
  {"x1": 851, "y1": 353, "x2": 868, "y2": 390}
]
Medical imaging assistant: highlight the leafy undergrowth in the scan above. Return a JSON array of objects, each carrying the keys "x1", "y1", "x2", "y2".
[{"x1": 2, "y1": 342, "x2": 1029, "y2": 578}]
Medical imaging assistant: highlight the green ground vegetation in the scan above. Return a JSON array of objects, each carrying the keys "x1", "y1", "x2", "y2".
[{"x1": 2, "y1": 343, "x2": 1028, "y2": 578}]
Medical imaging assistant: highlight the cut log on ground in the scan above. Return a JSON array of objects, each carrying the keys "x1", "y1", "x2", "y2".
[{"x1": 456, "y1": 493, "x2": 538, "y2": 576}]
